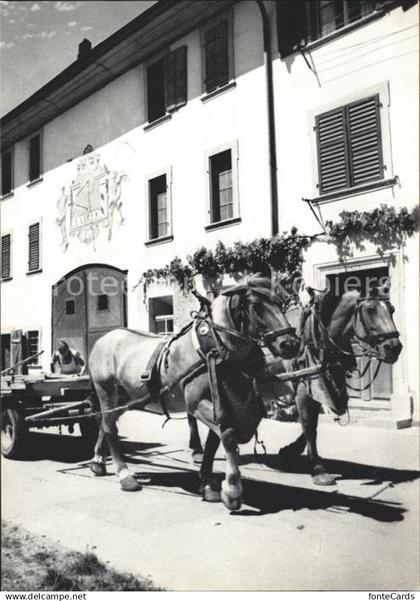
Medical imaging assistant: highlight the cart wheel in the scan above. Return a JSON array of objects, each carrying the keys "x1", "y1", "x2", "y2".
[
  {"x1": 1, "y1": 408, "x2": 27, "y2": 459},
  {"x1": 79, "y1": 418, "x2": 99, "y2": 451}
]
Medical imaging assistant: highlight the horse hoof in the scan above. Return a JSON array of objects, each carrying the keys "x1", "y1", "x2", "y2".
[
  {"x1": 192, "y1": 451, "x2": 204, "y2": 464},
  {"x1": 202, "y1": 484, "x2": 221, "y2": 503},
  {"x1": 120, "y1": 474, "x2": 142, "y2": 492},
  {"x1": 221, "y1": 490, "x2": 242, "y2": 511},
  {"x1": 90, "y1": 461, "x2": 107, "y2": 477},
  {"x1": 312, "y1": 472, "x2": 337, "y2": 486}
]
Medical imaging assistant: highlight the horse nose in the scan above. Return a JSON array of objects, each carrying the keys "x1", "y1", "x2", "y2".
[{"x1": 384, "y1": 339, "x2": 402, "y2": 356}]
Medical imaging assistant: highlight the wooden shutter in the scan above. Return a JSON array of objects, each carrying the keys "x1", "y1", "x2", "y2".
[
  {"x1": 29, "y1": 134, "x2": 41, "y2": 181},
  {"x1": 277, "y1": 0, "x2": 308, "y2": 57},
  {"x1": 28, "y1": 222, "x2": 40, "y2": 272},
  {"x1": 1, "y1": 151, "x2": 13, "y2": 196},
  {"x1": 316, "y1": 95, "x2": 383, "y2": 194},
  {"x1": 347, "y1": 95, "x2": 383, "y2": 186},
  {"x1": 316, "y1": 107, "x2": 350, "y2": 193},
  {"x1": 204, "y1": 20, "x2": 229, "y2": 92},
  {"x1": 165, "y1": 45, "x2": 187, "y2": 112},
  {"x1": 1, "y1": 234, "x2": 11, "y2": 279}
]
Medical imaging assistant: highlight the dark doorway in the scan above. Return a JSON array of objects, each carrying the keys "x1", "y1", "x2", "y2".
[{"x1": 52, "y1": 265, "x2": 127, "y2": 365}]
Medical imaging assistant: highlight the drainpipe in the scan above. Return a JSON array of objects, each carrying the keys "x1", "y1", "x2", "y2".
[{"x1": 255, "y1": 0, "x2": 279, "y2": 236}]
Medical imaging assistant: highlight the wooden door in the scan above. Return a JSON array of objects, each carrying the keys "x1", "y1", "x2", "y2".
[{"x1": 52, "y1": 265, "x2": 127, "y2": 366}]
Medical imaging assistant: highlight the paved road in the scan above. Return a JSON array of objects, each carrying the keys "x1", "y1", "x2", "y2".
[{"x1": 2, "y1": 413, "x2": 419, "y2": 591}]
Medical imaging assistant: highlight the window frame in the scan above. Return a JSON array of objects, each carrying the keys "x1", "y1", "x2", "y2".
[
  {"x1": 1, "y1": 231, "x2": 13, "y2": 281},
  {"x1": 200, "y1": 9, "x2": 235, "y2": 96},
  {"x1": 306, "y1": 1, "x2": 397, "y2": 44},
  {"x1": 145, "y1": 166, "x2": 173, "y2": 245},
  {"x1": 145, "y1": 53, "x2": 168, "y2": 124},
  {"x1": 28, "y1": 130, "x2": 43, "y2": 184},
  {"x1": 26, "y1": 329, "x2": 41, "y2": 365},
  {"x1": 205, "y1": 141, "x2": 240, "y2": 230},
  {"x1": 148, "y1": 295, "x2": 174, "y2": 336},
  {"x1": 309, "y1": 81, "x2": 393, "y2": 202},
  {"x1": 144, "y1": 45, "x2": 188, "y2": 127},
  {"x1": 1, "y1": 147, "x2": 14, "y2": 198}
]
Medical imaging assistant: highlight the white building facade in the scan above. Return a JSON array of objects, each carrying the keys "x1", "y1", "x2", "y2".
[{"x1": 1, "y1": 0, "x2": 418, "y2": 427}]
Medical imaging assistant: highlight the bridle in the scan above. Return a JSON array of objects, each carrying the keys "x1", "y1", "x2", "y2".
[
  {"x1": 224, "y1": 287, "x2": 296, "y2": 351},
  {"x1": 314, "y1": 294, "x2": 399, "y2": 360},
  {"x1": 351, "y1": 297, "x2": 400, "y2": 354},
  {"x1": 309, "y1": 293, "x2": 400, "y2": 393},
  {"x1": 190, "y1": 283, "x2": 296, "y2": 354}
]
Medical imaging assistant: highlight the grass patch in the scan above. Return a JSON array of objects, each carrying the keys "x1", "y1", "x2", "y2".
[{"x1": 1, "y1": 521, "x2": 162, "y2": 591}]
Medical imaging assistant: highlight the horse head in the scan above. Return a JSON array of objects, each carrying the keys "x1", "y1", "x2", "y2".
[
  {"x1": 327, "y1": 286, "x2": 402, "y2": 364},
  {"x1": 352, "y1": 286, "x2": 402, "y2": 363},
  {"x1": 220, "y1": 275, "x2": 301, "y2": 359}
]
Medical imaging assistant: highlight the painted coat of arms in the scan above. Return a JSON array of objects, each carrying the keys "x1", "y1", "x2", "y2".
[{"x1": 57, "y1": 146, "x2": 128, "y2": 250}]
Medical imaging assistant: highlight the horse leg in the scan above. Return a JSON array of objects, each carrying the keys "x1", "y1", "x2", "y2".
[
  {"x1": 188, "y1": 415, "x2": 204, "y2": 464},
  {"x1": 95, "y1": 381, "x2": 141, "y2": 492},
  {"x1": 295, "y1": 384, "x2": 336, "y2": 486},
  {"x1": 278, "y1": 432, "x2": 307, "y2": 461},
  {"x1": 199, "y1": 428, "x2": 221, "y2": 502},
  {"x1": 220, "y1": 427, "x2": 243, "y2": 511},
  {"x1": 90, "y1": 426, "x2": 108, "y2": 476}
]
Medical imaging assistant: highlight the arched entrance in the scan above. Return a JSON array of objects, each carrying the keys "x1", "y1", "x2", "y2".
[{"x1": 52, "y1": 264, "x2": 127, "y2": 364}]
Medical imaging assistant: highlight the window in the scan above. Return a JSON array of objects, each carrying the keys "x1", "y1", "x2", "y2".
[
  {"x1": 149, "y1": 296, "x2": 174, "y2": 336},
  {"x1": 202, "y1": 14, "x2": 234, "y2": 93},
  {"x1": 307, "y1": 1, "x2": 396, "y2": 42},
  {"x1": 27, "y1": 330, "x2": 39, "y2": 362},
  {"x1": 148, "y1": 173, "x2": 171, "y2": 240},
  {"x1": 209, "y1": 149, "x2": 237, "y2": 223},
  {"x1": 28, "y1": 222, "x2": 41, "y2": 272},
  {"x1": 1, "y1": 333, "x2": 11, "y2": 371},
  {"x1": 147, "y1": 46, "x2": 187, "y2": 123},
  {"x1": 1, "y1": 234, "x2": 11, "y2": 280},
  {"x1": 315, "y1": 95, "x2": 384, "y2": 194},
  {"x1": 97, "y1": 294, "x2": 109, "y2": 311},
  {"x1": 29, "y1": 132, "x2": 42, "y2": 182},
  {"x1": 1, "y1": 149, "x2": 13, "y2": 196},
  {"x1": 277, "y1": 0, "x2": 399, "y2": 57},
  {"x1": 66, "y1": 300, "x2": 75, "y2": 315}
]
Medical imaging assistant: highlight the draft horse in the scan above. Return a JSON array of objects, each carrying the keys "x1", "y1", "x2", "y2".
[
  {"x1": 88, "y1": 275, "x2": 301, "y2": 510},
  {"x1": 278, "y1": 285, "x2": 402, "y2": 485}
]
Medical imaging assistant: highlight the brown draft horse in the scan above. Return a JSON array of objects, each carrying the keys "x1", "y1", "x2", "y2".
[
  {"x1": 276, "y1": 285, "x2": 402, "y2": 485},
  {"x1": 88, "y1": 276, "x2": 300, "y2": 510}
]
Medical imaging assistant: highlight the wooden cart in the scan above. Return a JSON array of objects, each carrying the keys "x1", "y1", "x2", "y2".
[{"x1": 1, "y1": 357, "x2": 98, "y2": 459}]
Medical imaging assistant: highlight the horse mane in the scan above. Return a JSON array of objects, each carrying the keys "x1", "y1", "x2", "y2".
[{"x1": 223, "y1": 273, "x2": 290, "y2": 307}]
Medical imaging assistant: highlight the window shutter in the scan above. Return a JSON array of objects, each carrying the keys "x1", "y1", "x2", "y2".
[
  {"x1": 29, "y1": 134, "x2": 41, "y2": 181},
  {"x1": 316, "y1": 107, "x2": 350, "y2": 193},
  {"x1": 28, "y1": 223, "x2": 40, "y2": 272},
  {"x1": 165, "y1": 45, "x2": 187, "y2": 112},
  {"x1": 1, "y1": 234, "x2": 11, "y2": 279},
  {"x1": 205, "y1": 20, "x2": 229, "y2": 92},
  {"x1": 347, "y1": 95, "x2": 383, "y2": 186},
  {"x1": 1, "y1": 151, "x2": 12, "y2": 196},
  {"x1": 277, "y1": 0, "x2": 308, "y2": 57}
]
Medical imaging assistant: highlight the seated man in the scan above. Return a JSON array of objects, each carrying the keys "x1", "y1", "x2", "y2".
[{"x1": 51, "y1": 340, "x2": 86, "y2": 375}]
